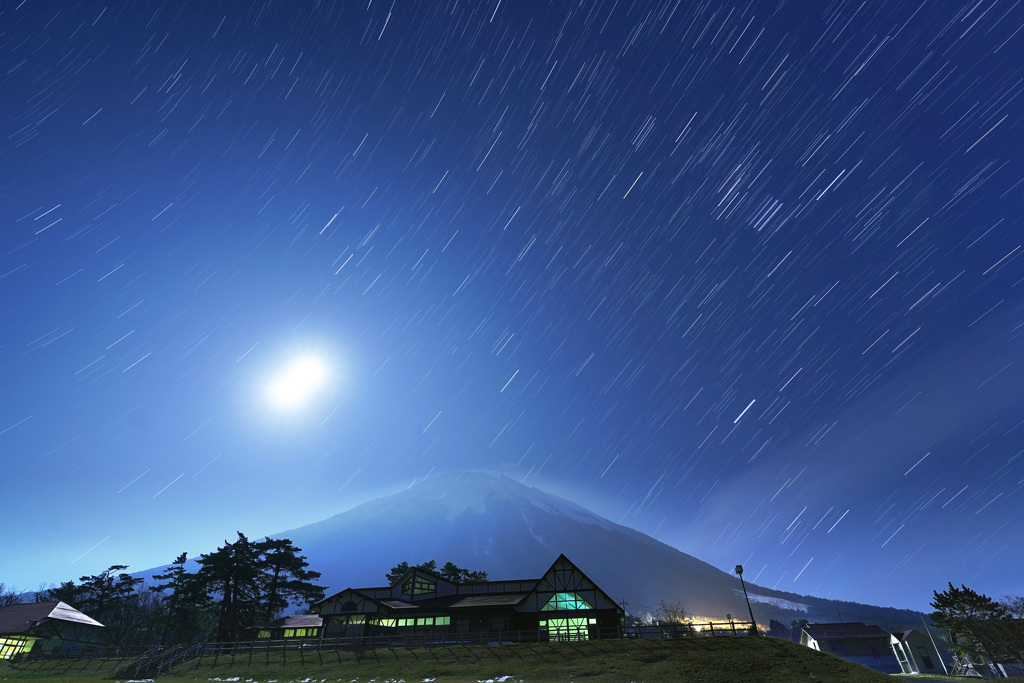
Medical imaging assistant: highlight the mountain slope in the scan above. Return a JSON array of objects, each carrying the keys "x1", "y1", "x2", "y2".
[{"x1": 270, "y1": 471, "x2": 917, "y2": 625}]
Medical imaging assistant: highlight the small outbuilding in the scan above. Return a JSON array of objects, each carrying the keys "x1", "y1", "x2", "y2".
[
  {"x1": 800, "y1": 622, "x2": 902, "y2": 674},
  {"x1": 315, "y1": 554, "x2": 624, "y2": 641},
  {"x1": 890, "y1": 629, "x2": 943, "y2": 675},
  {"x1": 0, "y1": 602, "x2": 108, "y2": 659}
]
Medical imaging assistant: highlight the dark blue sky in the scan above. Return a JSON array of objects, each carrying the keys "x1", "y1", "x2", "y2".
[{"x1": 2, "y1": 0, "x2": 1022, "y2": 611}]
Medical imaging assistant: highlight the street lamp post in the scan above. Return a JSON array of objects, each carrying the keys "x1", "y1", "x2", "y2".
[{"x1": 735, "y1": 564, "x2": 758, "y2": 634}]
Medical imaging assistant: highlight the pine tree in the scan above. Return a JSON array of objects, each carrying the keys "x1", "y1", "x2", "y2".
[
  {"x1": 387, "y1": 560, "x2": 487, "y2": 584},
  {"x1": 151, "y1": 552, "x2": 213, "y2": 645},
  {"x1": 36, "y1": 580, "x2": 84, "y2": 606},
  {"x1": 194, "y1": 534, "x2": 326, "y2": 642},
  {"x1": 931, "y1": 582, "x2": 1009, "y2": 663},
  {"x1": 76, "y1": 565, "x2": 143, "y2": 620},
  {"x1": 385, "y1": 561, "x2": 411, "y2": 584},
  {"x1": 195, "y1": 533, "x2": 264, "y2": 642},
  {"x1": 256, "y1": 537, "x2": 325, "y2": 623}
]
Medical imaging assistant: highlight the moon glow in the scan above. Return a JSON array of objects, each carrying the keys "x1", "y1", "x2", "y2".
[{"x1": 266, "y1": 355, "x2": 330, "y2": 410}]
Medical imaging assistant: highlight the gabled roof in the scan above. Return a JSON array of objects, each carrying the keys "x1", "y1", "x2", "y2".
[
  {"x1": 390, "y1": 565, "x2": 456, "y2": 590},
  {"x1": 0, "y1": 601, "x2": 104, "y2": 634},
  {"x1": 804, "y1": 622, "x2": 890, "y2": 640},
  {"x1": 313, "y1": 587, "x2": 376, "y2": 608},
  {"x1": 525, "y1": 553, "x2": 624, "y2": 614}
]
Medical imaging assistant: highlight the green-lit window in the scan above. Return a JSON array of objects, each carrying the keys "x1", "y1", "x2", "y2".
[
  {"x1": 436, "y1": 616, "x2": 450, "y2": 626},
  {"x1": 543, "y1": 617, "x2": 589, "y2": 641},
  {"x1": 257, "y1": 630, "x2": 271, "y2": 639},
  {"x1": 540, "y1": 592, "x2": 593, "y2": 611},
  {"x1": 284, "y1": 629, "x2": 295, "y2": 637},
  {"x1": 402, "y1": 575, "x2": 436, "y2": 596},
  {"x1": 377, "y1": 618, "x2": 397, "y2": 628}
]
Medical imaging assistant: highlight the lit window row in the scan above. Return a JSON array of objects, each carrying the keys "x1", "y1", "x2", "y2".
[
  {"x1": 282, "y1": 628, "x2": 318, "y2": 638},
  {"x1": 376, "y1": 616, "x2": 451, "y2": 628}
]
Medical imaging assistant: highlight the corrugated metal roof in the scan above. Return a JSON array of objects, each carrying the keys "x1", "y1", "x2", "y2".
[
  {"x1": 0, "y1": 601, "x2": 104, "y2": 634},
  {"x1": 449, "y1": 594, "x2": 527, "y2": 608},
  {"x1": 380, "y1": 600, "x2": 419, "y2": 610}
]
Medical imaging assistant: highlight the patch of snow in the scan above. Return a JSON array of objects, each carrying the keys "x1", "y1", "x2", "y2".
[{"x1": 739, "y1": 591, "x2": 809, "y2": 612}]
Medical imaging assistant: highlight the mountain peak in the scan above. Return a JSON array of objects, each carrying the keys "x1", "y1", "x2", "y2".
[{"x1": 393, "y1": 471, "x2": 615, "y2": 531}]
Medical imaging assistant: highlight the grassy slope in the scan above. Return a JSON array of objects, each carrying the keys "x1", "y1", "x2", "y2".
[{"x1": 1, "y1": 637, "x2": 902, "y2": 682}]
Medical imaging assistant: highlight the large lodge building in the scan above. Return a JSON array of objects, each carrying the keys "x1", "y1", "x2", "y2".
[{"x1": 313, "y1": 554, "x2": 624, "y2": 641}]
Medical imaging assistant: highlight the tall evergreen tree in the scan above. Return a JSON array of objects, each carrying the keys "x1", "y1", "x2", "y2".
[
  {"x1": 385, "y1": 561, "x2": 411, "y2": 584},
  {"x1": 194, "y1": 533, "x2": 325, "y2": 642},
  {"x1": 151, "y1": 552, "x2": 213, "y2": 645},
  {"x1": 931, "y1": 582, "x2": 1009, "y2": 664},
  {"x1": 256, "y1": 537, "x2": 325, "y2": 623},
  {"x1": 36, "y1": 580, "x2": 84, "y2": 606},
  {"x1": 195, "y1": 533, "x2": 264, "y2": 642},
  {"x1": 76, "y1": 565, "x2": 143, "y2": 621}
]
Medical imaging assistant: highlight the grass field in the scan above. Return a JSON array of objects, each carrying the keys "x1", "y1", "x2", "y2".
[{"x1": 0, "y1": 636, "x2": 922, "y2": 682}]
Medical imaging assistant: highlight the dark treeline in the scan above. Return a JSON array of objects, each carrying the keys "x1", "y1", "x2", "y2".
[
  {"x1": 19, "y1": 532, "x2": 324, "y2": 648},
  {"x1": 385, "y1": 559, "x2": 488, "y2": 584}
]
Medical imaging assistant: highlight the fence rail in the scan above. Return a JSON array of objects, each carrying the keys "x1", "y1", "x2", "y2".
[
  {"x1": 7, "y1": 620, "x2": 757, "y2": 678},
  {"x1": 181, "y1": 622, "x2": 755, "y2": 670}
]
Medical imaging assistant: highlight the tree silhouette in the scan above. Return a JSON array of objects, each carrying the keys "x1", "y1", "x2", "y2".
[
  {"x1": 256, "y1": 537, "x2": 325, "y2": 623},
  {"x1": 195, "y1": 533, "x2": 264, "y2": 642},
  {"x1": 931, "y1": 582, "x2": 1009, "y2": 664},
  {"x1": 194, "y1": 533, "x2": 326, "y2": 642},
  {"x1": 151, "y1": 552, "x2": 213, "y2": 645},
  {"x1": 385, "y1": 559, "x2": 486, "y2": 584}
]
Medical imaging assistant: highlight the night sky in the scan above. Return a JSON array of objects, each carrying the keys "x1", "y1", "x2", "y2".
[{"x1": 3, "y1": 0, "x2": 1023, "y2": 612}]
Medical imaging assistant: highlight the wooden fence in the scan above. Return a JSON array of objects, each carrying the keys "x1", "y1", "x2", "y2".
[
  {"x1": 175, "y1": 622, "x2": 756, "y2": 671},
  {"x1": 8, "y1": 620, "x2": 757, "y2": 678}
]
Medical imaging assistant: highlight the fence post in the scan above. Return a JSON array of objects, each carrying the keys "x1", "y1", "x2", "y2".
[{"x1": 708, "y1": 622, "x2": 715, "y2": 637}]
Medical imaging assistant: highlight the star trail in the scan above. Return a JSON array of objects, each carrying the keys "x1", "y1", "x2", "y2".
[{"x1": 2, "y1": 0, "x2": 1023, "y2": 611}]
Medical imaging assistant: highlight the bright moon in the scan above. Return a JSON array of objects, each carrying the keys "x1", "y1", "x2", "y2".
[{"x1": 266, "y1": 355, "x2": 329, "y2": 410}]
